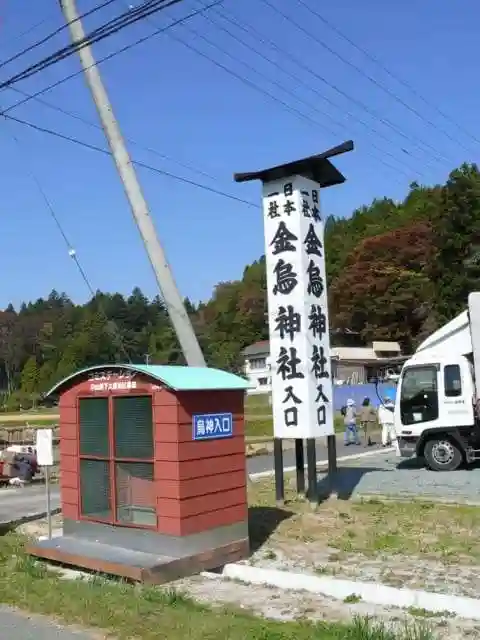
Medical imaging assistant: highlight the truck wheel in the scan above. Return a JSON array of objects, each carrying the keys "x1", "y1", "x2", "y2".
[{"x1": 424, "y1": 437, "x2": 463, "y2": 472}]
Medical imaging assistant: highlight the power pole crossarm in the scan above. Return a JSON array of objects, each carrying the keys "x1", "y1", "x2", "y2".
[{"x1": 59, "y1": 0, "x2": 206, "y2": 367}]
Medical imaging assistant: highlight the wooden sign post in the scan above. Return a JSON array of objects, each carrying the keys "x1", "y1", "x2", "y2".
[{"x1": 234, "y1": 141, "x2": 354, "y2": 503}]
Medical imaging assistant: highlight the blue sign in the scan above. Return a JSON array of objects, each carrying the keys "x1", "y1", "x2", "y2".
[{"x1": 192, "y1": 412, "x2": 233, "y2": 440}]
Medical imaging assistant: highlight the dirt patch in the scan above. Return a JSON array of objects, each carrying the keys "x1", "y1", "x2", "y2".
[
  {"x1": 244, "y1": 475, "x2": 480, "y2": 605},
  {"x1": 248, "y1": 475, "x2": 480, "y2": 561}
]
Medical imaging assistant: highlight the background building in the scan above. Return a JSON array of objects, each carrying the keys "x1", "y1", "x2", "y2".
[{"x1": 243, "y1": 339, "x2": 406, "y2": 394}]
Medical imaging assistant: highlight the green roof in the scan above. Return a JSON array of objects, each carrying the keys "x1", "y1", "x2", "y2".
[{"x1": 46, "y1": 363, "x2": 253, "y2": 397}]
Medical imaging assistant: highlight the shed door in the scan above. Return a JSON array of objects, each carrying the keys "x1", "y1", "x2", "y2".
[
  {"x1": 78, "y1": 395, "x2": 156, "y2": 527},
  {"x1": 79, "y1": 397, "x2": 112, "y2": 520},
  {"x1": 113, "y1": 395, "x2": 156, "y2": 526}
]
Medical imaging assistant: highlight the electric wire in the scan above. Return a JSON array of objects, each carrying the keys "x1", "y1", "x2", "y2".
[
  {"x1": 207, "y1": 2, "x2": 450, "y2": 170},
  {"x1": 1, "y1": 0, "x2": 223, "y2": 116},
  {"x1": 3, "y1": 15, "x2": 56, "y2": 46},
  {"x1": 5, "y1": 0, "x2": 430, "y2": 183},
  {"x1": 176, "y1": 20, "x2": 424, "y2": 181},
  {"x1": 296, "y1": 0, "x2": 480, "y2": 150},
  {"x1": 193, "y1": 7, "x2": 442, "y2": 176},
  {"x1": 7, "y1": 87, "x2": 219, "y2": 183},
  {"x1": 2, "y1": 111, "x2": 260, "y2": 208},
  {"x1": 3, "y1": 0, "x2": 452, "y2": 187},
  {"x1": 0, "y1": 0, "x2": 120, "y2": 73},
  {"x1": 212, "y1": 1, "x2": 452, "y2": 167},
  {"x1": 161, "y1": 31, "x2": 412, "y2": 183},
  {"x1": 6, "y1": 125, "x2": 132, "y2": 362},
  {"x1": 0, "y1": 0, "x2": 186, "y2": 89},
  {"x1": 262, "y1": 0, "x2": 475, "y2": 158}
]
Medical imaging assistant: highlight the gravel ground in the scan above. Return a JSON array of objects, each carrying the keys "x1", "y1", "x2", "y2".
[
  {"x1": 170, "y1": 573, "x2": 480, "y2": 640},
  {"x1": 315, "y1": 450, "x2": 480, "y2": 503}
]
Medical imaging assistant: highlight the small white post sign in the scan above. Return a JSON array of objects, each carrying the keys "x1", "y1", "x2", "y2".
[
  {"x1": 36, "y1": 428, "x2": 54, "y2": 539},
  {"x1": 262, "y1": 175, "x2": 333, "y2": 439},
  {"x1": 36, "y1": 428, "x2": 53, "y2": 467}
]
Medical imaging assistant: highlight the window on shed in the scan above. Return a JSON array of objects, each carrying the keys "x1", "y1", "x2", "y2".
[
  {"x1": 115, "y1": 462, "x2": 156, "y2": 526},
  {"x1": 79, "y1": 459, "x2": 111, "y2": 519},
  {"x1": 79, "y1": 397, "x2": 109, "y2": 457},
  {"x1": 113, "y1": 395, "x2": 153, "y2": 459}
]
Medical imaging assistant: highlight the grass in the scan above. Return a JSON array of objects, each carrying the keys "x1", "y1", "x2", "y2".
[
  {"x1": 245, "y1": 414, "x2": 359, "y2": 438},
  {"x1": 0, "y1": 418, "x2": 58, "y2": 427},
  {"x1": 249, "y1": 479, "x2": 480, "y2": 563},
  {"x1": 0, "y1": 533, "x2": 432, "y2": 640}
]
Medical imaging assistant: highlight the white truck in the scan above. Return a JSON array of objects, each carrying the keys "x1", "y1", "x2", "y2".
[{"x1": 395, "y1": 292, "x2": 480, "y2": 471}]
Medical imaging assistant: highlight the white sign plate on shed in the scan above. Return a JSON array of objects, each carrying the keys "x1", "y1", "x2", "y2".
[{"x1": 36, "y1": 428, "x2": 54, "y2": 467}]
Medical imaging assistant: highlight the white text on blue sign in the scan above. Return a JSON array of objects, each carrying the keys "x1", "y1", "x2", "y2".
[{"x1": 192, "y1": 413, "x2": 233, "y2": 440}]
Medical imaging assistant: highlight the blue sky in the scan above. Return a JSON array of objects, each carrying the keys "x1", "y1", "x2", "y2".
[{"x1": 0, "y1": 0, "x2": 477, "y2": 308}]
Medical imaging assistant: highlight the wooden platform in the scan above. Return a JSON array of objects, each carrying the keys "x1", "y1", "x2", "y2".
[{"x1": 27, "y1": 535, "x2": 249, "y2": 584}]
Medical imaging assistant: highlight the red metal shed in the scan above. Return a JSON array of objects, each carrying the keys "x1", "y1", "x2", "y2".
[{"x1": 27, "y1": 364, "x2": 252, "y2": 583}]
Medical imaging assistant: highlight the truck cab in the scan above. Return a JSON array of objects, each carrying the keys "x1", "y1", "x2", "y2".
[{"x1": 396, "y1": 293, "x2": 480, "y2": 471}]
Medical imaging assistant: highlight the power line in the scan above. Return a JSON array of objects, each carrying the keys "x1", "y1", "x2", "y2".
[
  {"x1": 1, "y1": 0, "x2": 223, "y2": 115},
  {"x1": 3, "y1": 1, "x2": 440, "y2": 185},
  {"x1": 9, "y1": 84, "x2": 219, "y2": 182},
  {"x1": 2, "y1": 111, "x2": 260, "y2": 208},
  {"x1": 0, "y1": 0, "x2": 119, "y2": 73},
  {"x1": 2, "y1": 15, "x2": 56, "y2": 46},
  {"x1": 176, "y1": 20, "x2": 425, "y2": 181},
  {"x1": 6, "y1": 125, "x2": 132, "y2": 362},
  {"x1": 5, "y1": 1, "x2": 415, "y2": 185},
  {"x1": 10, "y1": 0, "x2": 413, "y2": 187},
  {"x1": 0, "y1": 0, "x2": 185, "y2": 89},
  {"x1": 160, "y1": 29, "x2": 425, "y2": 183},
  {"x1": 207, "y1": 2, "x2": 453, "y2": 169},
  {"x1": 262, "y1": 0, "x2": 475, "y2": 158},
  {"x1": 194, "y1": 6, "x2": 442, "y2": 177},
  {"x1": 1, "y1": 1, "x2": 229, "y2": 188},
  {"x1": 296, "y1": 0, "x2": 480, "y2": 149}
]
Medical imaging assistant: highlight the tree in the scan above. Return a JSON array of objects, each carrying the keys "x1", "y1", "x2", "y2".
[
  {"x1": 20, "y1": 356, "x2": 40, "y2": 394},
  {"x1": 329, "y1": 222, "x2": 434, "y2": 352},
  {"x1": 429, "y1": 164, "x2": 480, "y2": 321}
]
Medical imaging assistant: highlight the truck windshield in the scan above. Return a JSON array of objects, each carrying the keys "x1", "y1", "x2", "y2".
[{"x1": 400, "y1": 365, "x2": 438, "y2": 425}]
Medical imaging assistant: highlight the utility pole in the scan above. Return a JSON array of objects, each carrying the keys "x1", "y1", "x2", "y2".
[{"x1": 59, "y1": 0, "x2": 206, "y2": 367}]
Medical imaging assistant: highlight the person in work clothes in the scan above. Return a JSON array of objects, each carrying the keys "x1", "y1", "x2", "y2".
[
  {"x1": 343, "y1": 398, "x2": 360, "y2": 446},
  {"x1": 378, "y1": 396, "x2": 396, "y2": 447},
  {"x1": 359, "y1": 397, "x2": 377, "y2": 447}
]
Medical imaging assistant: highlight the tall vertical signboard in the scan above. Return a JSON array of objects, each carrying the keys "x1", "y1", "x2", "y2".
[
  {"x1": 234, "y1": 141, "x2": 354, "y2": 502},
  {"x1": 262, "y1": 176, "x2": 333, "y2": 440}
]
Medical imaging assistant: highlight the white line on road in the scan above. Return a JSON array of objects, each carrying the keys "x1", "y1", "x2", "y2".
[{"x1": 249, "y1": 446, "x2": 395, "y2": 480}]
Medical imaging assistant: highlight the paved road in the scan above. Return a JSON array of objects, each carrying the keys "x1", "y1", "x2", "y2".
[
  {"x1": 0, "y1": 434, "x2": 382, "y2": 522},
  {"x1": 0, "y1": 606, "x2": 94, "y2": 639},
  {"x1": 247, "y1": 432, "x2": 384, "y2": 475},
  {"x1": 0, "y1": 484, "x2": 60, "y2": 525}
]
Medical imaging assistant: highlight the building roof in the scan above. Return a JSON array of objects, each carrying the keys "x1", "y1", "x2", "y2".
[
  {"x1": 243, "y1": 340, "x2": 270, "y2": 356},
  {"x1": 233, "y1": 141, "x2": 354, "y2": 189},
  {"x1": 243, "y1": 341, "x2": 407, "y2": 364},
  {"x1": 46, "y1": 364, "x2": 253, "y2": 397},
  {"x1": 372, "y1": 341, "x2": 401, "y2": 352},
  {"x1": 331, "y1": 347, "x2": 376, "y2": 361}
]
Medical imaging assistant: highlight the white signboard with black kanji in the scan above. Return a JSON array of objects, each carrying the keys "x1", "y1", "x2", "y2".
[{"x1": 262, "y1": 175, "x2": 333, "y2": 439}]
